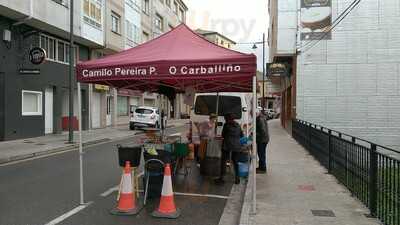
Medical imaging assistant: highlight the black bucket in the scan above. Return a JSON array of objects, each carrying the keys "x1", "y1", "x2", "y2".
[{"x1": 117, "y1": 145, "x2": 142, "y2": 167}]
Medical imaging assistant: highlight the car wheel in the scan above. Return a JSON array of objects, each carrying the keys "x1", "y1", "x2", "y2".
[
  {"x1": 155, "y1": 122, "x2": 160, "y2": 129},
  {"x1": 129, "y1": 123, "x2": 135, "y2": 130}
]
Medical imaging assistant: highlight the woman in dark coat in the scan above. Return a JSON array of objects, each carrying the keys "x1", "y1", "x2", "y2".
[{"x1": 215, "y1": 113, "x2": 243, "y2": 185}]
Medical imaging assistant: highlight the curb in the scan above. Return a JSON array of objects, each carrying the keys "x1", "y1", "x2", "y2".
[
  {"x1": 0, "y1": 133, "x2": 139, "y2": 165},
  {"x1": 0, "y1": 123, "x2": 187, "y2": 165},
  {"x1": 239, "y1": 161, "x2": 255, "y2": 225},
  {"x1": 218, "y1": 181, "x2": 247, "y2": 225}
]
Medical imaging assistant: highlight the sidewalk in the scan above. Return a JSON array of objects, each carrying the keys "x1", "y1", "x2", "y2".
[
  {"x1": 240, "y1": 119, "x2": 380, "y2": 225},
  {"x1": 0, "y1": 119, "x2": 188, "y2": 165}
]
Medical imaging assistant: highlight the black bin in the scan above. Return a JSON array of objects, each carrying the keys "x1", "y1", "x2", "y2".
[
  {"x1": 143, "y1": 175, "x2": 163, "y2": 199},
  {"x1": 117, "y1": 145, "x2": 142, "y2": 167},
  {"x1": 143, "y1": 150, "x2": 174, "y2": 199}
]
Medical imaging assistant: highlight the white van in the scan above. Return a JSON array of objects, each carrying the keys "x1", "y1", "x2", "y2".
[{"x1": 189, "y1": 92, "x2": 253, "y2": 144}]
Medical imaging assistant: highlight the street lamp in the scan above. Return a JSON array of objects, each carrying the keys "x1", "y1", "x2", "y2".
[
  {"x1": 251, "y1": 33, "x2": 266, "y2": 112},
  {"x1": 68, "y1": 0, "x2": 74, "y2": 143}
]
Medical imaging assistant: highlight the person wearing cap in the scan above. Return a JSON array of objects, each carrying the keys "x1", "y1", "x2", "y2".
[
  {"x1": 215, "y1": 113, "x2": 243, "y2": 185},
  {"x1": 194, "y1": 113, "x2": 217, "y2": 139},
  {"x1": 194, "y1": 113, "x2": 218, "y2": 161}
]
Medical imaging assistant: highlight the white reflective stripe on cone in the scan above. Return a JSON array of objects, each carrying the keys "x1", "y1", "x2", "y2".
[
  {"x1": 121, "y1": 174, "x2": 133, "y2": 194},
  {"x1": 161, "y1": 175, "x2": 173, "y2": 196}
]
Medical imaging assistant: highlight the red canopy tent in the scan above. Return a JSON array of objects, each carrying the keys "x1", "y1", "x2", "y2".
[
  {"x1": 76, "y1": 24, "x2": 256, "y2": 93},
  {"x1": 74, "y1": 23, "x2": 258, "y2": 213}
]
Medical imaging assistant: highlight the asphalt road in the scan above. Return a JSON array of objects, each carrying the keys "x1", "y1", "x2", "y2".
[{"x1": 0, "y1": 125, "x2": 234, "y2": 225}]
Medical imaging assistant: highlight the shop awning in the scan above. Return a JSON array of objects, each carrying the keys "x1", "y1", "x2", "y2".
[{"x1": 76, "y1": 24, "x2": 257, "y2": 93}]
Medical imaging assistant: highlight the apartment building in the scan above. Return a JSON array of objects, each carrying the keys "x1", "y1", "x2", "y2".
[
  {"x1": 141, "y1": 0, "x2": 188, "y2": 118},
  {"x1": 195, "y1": 29, "x2": 236, "y2": 49},
  {"x1": 269, "y1": 0, "x2": 400, "y2": 150},
  {"x1": 88, "y1": 0, "x2": 144, "y2": 129},
  {"x1": 0, "y1": 0, "x2": 107, "y2": 140}
]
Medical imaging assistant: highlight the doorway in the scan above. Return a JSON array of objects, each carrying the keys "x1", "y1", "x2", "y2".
[
  {"x1": 106, "y1": 95, "x2": 112, "y2": 126},
  {"x1": 92, "y1": 92, "x2": 101, "y2": 129},
  {"x1": 45, "y1": 87, "x2": 54, "y2": 134}
]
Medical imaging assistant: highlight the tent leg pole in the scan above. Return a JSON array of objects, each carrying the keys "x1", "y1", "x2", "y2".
[
  {"x1": 251, "y1": 76, "x2": 257, "y2": 214},
  {"x1": 77, "y1": 82, "x2": 84, "y2": 205}
]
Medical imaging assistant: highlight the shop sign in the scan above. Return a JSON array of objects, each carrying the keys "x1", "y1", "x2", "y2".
[
  {"x1": 94, "y1": 84, "x2": 109, "y2": 91},
  {"x1": 19, "y1": 68, "x2": 40, "y2": 75},
  {"x1": 267, "y1": 63, "x2": 289, "y2": 77},
  {"x1": 29, "y1": 47, "x2": 46, "y2": 65},
  {"x1": 118, "y1": 89, "x2": 142, "y2": 96},
  {"x1": 300, "y1": 0, "x2": 332, "y2": 40},
  {"x1": 80, "y1": 64, "x2": 243, "y2": 78}
]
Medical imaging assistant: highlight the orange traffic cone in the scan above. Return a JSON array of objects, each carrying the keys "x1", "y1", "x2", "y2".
[
  {"x1": 152, "y1": 163, "x2": 180, "y2": 219},
  {"x1": 110, "y1": 161, "x2": 143, "y2": 216}
]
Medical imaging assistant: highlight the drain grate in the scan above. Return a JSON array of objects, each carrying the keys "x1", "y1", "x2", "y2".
[{"x1": 311, "y1": 210, "x2": 336, "y2": 217}]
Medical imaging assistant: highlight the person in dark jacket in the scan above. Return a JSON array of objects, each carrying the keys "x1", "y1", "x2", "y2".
[
  {"x1": 215, "y1": 113, "x2": 243, "y2": 185},
  {"x1": 256, "y1": 110, "x2": 270, "y2": 173}
]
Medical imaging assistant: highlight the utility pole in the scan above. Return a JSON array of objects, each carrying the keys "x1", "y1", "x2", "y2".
[
  {"x1": 68, "y1": 0, "x2": 74, "y2": 143},
  {"x1": 262, "y1": 33, "x2": 265, "y2": 111}
]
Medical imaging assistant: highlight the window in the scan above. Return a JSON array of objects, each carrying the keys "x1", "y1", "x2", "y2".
[
  {"x1": 135, "y1": 108, "x2": 153, "y2": 114},
  {"x1": 52, "y1": 0, "x2": 68, "y2": 6},
  {"x1": 40, "y1": 34, "x2": 78, "y2": 64},
  {"x1": 166, "y1": 0, "x2": 171, "y2": 7},
  {"x1": 117, "y1": 96, "x2": 128, "y2": 116},
  {"x1": 126, "y1": 0, "x2": 141, "y2": 11},
  {"x1": 58, "y1": 42, "x2": 65, "y2": 62},
  {"x1": 22, "y1": 91, "x2": 42, "y2": 116},
  {"x1": 126, "y1": 20, "x2": 140, "y2": 46},
  {"x1": 40, "y1": 35, "x2": 56, "y2": 60},
  {"x1": 142, "y1": 0, "x2": 149, "y2": 14},
  {"x1": 155, "y1": 14, "x2": 164, "y2": 31},
  {"x1": 173, "y1": 1, "x2": 178, "y2": 14},
  {"x1": 194, "y1": 95, "x2": 242, "y2": 119},
  {"x1": 111, "y1": 12, "x2": 121, "y2": 34},
  {"x1": 83, "y1": 0, "x2": 102, "y2": 29}
]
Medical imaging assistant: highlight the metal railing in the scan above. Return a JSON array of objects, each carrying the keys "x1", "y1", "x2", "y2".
[{"x1": 292, "y1": 119, "x2": 400, "y2": 225}]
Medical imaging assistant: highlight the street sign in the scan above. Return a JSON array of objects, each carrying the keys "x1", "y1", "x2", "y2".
[
  {"x1": 267, "y1": 63, "x2": 290, "y2": 77},
  {"x1": 19, "y1": 68, "x2": 40, "y2": 75},
  {"x1": 29, "y1": 47, "x2": 46, "y2": 65}
]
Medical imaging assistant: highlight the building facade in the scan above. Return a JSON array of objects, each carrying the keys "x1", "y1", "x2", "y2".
[
  {"x1": 269, "y1": 0, "x2": 400, "y2": 150},
  {"x1": 0, "y1": 0, "x2": 106, "y2": 141},
  {"x1": 89, "y1": 0, "x2": 144, "y2": 129},
  {"x1": 140, "y1": 0, "x2": 188, "y2": 119},
  {"x1": 268, "y1": 0, "x2": 297, "y2": 130},
  {"x1": 195, "y1": 29, "x2": 236, "y2": 49}
]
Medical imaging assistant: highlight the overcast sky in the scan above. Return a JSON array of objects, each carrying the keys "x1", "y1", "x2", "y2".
[{"x1": 185, "y1": 0, "x2": 269, "y2": 71}]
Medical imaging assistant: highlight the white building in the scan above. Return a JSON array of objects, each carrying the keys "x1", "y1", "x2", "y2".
[{"x1": 269, "y1": 0, "x2": 400, "y2": 150}]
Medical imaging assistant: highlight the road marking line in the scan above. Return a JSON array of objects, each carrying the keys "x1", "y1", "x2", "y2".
[
  {"x1": 100, "y1": 186, "x2": 119, "y2": 197},
  {"x1": 100, "y1": 172, "x2": 144, "y2": 197},
  {"x1": 44, "y1": 202, "x2": 93, "y2": 225},
  {"x1": 174, "y1": 192, "x2": 229, "y2": 199}
]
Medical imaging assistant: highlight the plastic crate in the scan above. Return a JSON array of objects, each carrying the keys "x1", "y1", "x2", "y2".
[{"x1": 174, "y1": 143, "x2": 189, "y2": 157}]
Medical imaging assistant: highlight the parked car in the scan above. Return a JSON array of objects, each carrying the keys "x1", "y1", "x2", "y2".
[{"x1": 129, "y1": 106, "x2": 160, "y2": 130}]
